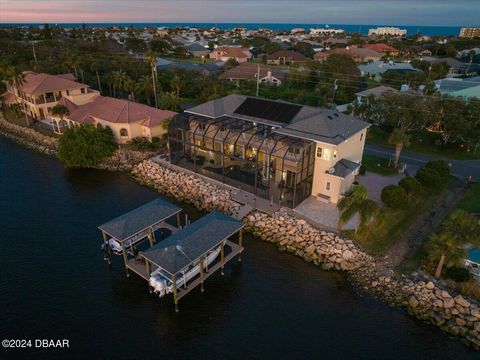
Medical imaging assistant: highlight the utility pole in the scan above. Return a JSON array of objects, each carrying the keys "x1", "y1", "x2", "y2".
[
  {"x1": 256, "y1": 63, "x2": 260, "y2": 97},
  {"x1": 32, "y1": 41, "x2": 38, "y2": 66},
  {"x1": 332, "y1": 79, "x2": 338, "y2": 103}
]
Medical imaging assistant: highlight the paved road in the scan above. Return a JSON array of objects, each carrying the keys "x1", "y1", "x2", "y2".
[{"x1": 364, "y1": 144, "x2": 480, "y2": 181}]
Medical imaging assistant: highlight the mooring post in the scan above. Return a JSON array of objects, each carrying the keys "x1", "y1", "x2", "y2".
[{"x1": 199, "y1": 256, "x2": 205, "y2": 292}]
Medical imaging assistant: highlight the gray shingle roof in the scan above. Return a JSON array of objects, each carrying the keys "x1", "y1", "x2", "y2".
[
  {"x1": 98, "y1": 199, "x2": 182, "y2": 242},
  {"x1": 330, "y1": 159, "x2": 361, "y2": 178},
  {"x1": 185, "y1": 95, "x2": 370, "y2": 145},
  {"x1": 356, "y1": 86, "x2": 398, "y2": 97},
  {"x1": 142, "y1": 211, "x2": 244, "y2": 274}
]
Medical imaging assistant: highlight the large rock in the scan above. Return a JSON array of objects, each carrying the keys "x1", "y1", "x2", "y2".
[
  {"x1": 408, "y1": 296, "x2": 419, "y2": 309},
  {"x1": 342, "y1": 249, "x2": 354, "y2": 261},
  {"x1": 443, "y1": 298, "x2": 455, "y2": 309},
  {"x1": 454, "y1": 295, "x2": 471, "y2": 308}
]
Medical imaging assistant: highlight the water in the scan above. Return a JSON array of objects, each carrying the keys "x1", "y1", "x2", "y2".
[
  {"x1": 0, "y1": 22, "x2": 464, "y2": 36},
  {"x1": 0, "y1": 136, "x2": 477, "y2": 359}
]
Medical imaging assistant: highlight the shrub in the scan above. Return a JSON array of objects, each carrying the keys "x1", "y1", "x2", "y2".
[
  {"x1": 381, "y1": 185, "x2": 408, "y2": 208},
  {"x1": 127, "y1": 137, "x2": 155, "y2": 151},
  {"x1": 443, "y1": 266, "x2": 472, "y2": 282},
  {"x1": 399, "y1": 176, "x2": 422, "y2": 195},
  {"x1": 359, "y1": 165, "x2": 366, "y2": 175},
  {"x1": 58, "y1": 124, "x2": 116, "y2": 167},
  {"x1": 415, "y1": 167, "x2": 443, "y2": 191},
  {"x1": 425, "y1": 160, "x2": 450, "y2": 177}
]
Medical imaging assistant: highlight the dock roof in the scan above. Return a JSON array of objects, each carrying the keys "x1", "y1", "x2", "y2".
[
  {"x1": 142, "y1": 211, "x2": 244, "y2": 274},
  {"x1": 98, "y1": 199, "x2": 182, "y2": 242}
]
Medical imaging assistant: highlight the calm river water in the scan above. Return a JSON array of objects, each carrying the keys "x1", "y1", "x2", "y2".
[{"x1": 0, "y1": 137, "x2": 476, "y2": 359}]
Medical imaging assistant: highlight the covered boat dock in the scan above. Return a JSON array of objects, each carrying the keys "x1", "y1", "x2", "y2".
[
  {"x1": 142, "y1": 211, "x2": 244, "y2": 312},
  {"x1": 98, "y1": 198, "x2": 182, "y2": 278}
]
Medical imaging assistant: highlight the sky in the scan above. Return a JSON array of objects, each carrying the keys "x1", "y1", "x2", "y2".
[{"x1": 1, "y1": 0, "x2": 479, "y2": 26}]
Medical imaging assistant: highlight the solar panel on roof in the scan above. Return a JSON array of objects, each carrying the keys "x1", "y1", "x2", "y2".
[{"x1": 233, "y1": 97, "x2": 302, "y2": 124}]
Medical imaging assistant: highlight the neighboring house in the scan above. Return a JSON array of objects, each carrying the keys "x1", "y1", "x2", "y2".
[
  {"x1": 420, "y1": 57, "x2": 480, "y2": 76},
  {"x1": 186, "y1": 43, "x2": 211, "y2": 58},
  {"x1": 363, "y1": 43, "x2": 400, "y2": 56},
  {"x1": 209, "y1": 46, "x2": 252, "y2": 63},
  {"x1": 52, "y1": 95, "x2": 176, "y2": 143},
  {"x1": 266, "y1": 50, "x2": 308, "y2": 65},
  {"x1": 358, "y1": 60, "x2": 421, "y2": 77},
  {"x1": 218, "y1": 63, "x2": 285, "y2": 85},
  {"x1": 168, "y1": 95, "x2": 370, "y2": 207},
  {"x1": 3, "y1": 72, "x2": 98, "y2": 120},
  {"x1": 435, "y1": 77, "x2": 480, "y2": 99},
  {"x1": 314, "y1": 46, "x2": 383, "y2": 63},
  {"x1": 355, "y1": 86, "x2": 398, "y2": 104}
]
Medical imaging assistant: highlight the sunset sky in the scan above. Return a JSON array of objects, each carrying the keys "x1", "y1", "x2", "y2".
[{"x1": 1, "y1": 0, "x2": 478, "y2": 25}]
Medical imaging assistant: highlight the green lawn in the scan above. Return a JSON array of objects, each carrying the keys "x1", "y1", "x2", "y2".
[
  {"x1": 367, "y1": 126, "x2": 480, "y2": 161},
  {"x1": 361, "y1": 154, "x2": 398, "y2": 176},
  {"x1": 457, "y1": 183, "x2": 480, "y2": 213},
  {"x1": 349, "y1": 179, "x2": 451, "y2": 256}
]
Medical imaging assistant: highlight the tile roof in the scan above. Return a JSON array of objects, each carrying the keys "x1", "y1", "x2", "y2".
[
  {"x1": 67, "y1": 95, "x2": 177, "y2": 127},
  {"x1": 363, "y1": 43, "x2": 399, "y2": 54},
  {"x1": 315, "y1": 46, "x2": 383, "y2": 60},
  {"x1": 18, "y1": 72, "x2": 87, "y2": 95},
  {"x1": 212, "y1": 46, "x2": 250, "y2": 58}
]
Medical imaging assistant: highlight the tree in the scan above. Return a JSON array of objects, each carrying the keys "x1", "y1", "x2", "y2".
[
  {"x1": 381, "y1": 185, "x2": 408, "y2": 208},
  {"x1": 150, "y1": 38, "x2": 171, "y2": 54},
  {"x1": 426, "y1": 209, "x2": 480, "y2": 278},
  {"x1": 415, "y1": 167, "x2": 443, "y2": 192},
  {"x1": 51, "y1": 104, "x2": 69, "y2": 120},
  {"x1": 388, "y1": 128, "x2": 410, "y2": 165},
  {"x1": 109, "y1": 70, "x2": 128, "y2": 98},
  {"x1": 399, "y1": 176, "x2": 422, "y2": 195},
  {"x1": 425, "y1": 160, "x2": 450, "y2": 177},
  {"x1": 321, "y1": 54, "x2": 361, "y2": 103},
  {"x1": 145, "y1": 51, "x2": 158, "y2": 107},
  {"x1": 224, "y1": 58, "x2": 239, "y2": 70},
  {"x1": 337, "y1": 185, "x2": 379, "y2": 231},
  {"x1": 159, "y1": 91, "x2": 184, "y2": 111},
  {"x1": 57, "y1": 124, "x2": 116, "y2": 168},
  {"x1": 135, "y1": 75, "x2": 154, "y2": 105}
]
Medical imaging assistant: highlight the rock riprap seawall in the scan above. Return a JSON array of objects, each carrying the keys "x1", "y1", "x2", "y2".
[{"x1": 130, "y1": 159, "x2": 480, "y2": 349}]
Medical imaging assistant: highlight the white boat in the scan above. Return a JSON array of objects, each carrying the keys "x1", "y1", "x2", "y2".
[{"x1": 149, "y1": 245, "x2": 222, "y2": 297}]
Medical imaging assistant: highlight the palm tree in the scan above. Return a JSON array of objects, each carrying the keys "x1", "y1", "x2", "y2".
[
  {"x1": 337, "y1": 185, "x2": 379, "y2": 231},
  {"x1": 135, "y1": 75, "x2": 154, "y2": 105},
  {"x1": 123, "y1": 78, "x2": 136, "y2": 101},
  {"x1": 427, "y1": 209, "x2": 480, "y2": 279},
  {"x1": 1, "y1": 65, "x2": 29, "y2": 126},
  {"x1": 67, "y1": 55, "x2": 81, "y2": 80},
  {"x1": 51, "y1": 104, "x2": 70, "y2": 133},
  {"x1": 89, "y1": 60, "x2": 102, "y2": 94},
  {"x1": 109, "y1": 70, "x2": 128, "y2": 98},
  {"x1": 145, "y1": 51, "x2": 158, "y2": 107},
  {"x1": 388, "y1": 127, "x2": 411, "y2": 166},
  {"x1": 159, "y1": 91, "x2": 184, "y2": 112}
]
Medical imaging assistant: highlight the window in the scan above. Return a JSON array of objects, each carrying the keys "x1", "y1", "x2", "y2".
[
  {"x1": 326, "y1": 182, "x2": 331, "y2": 191},
  {"x1": 198, "y1": 123, "x2": 206, "y2": 131},
  {"x1": 120, "y1": 128, "x2": 128, "y2": 137},
  {"x1": 97, "y1": 123, "x2": 103, "y2": 129},
  {"x1": 80, "y1": 88, "x2": 86, "y2": 94},
  {"x1": 316, "y1": 147, "x2": 323, "y2": 158},
  {"x1": 220, "y1": 125, "x2": 226, "y2": 132},
  {"x1": 360, "y1": 133, "x2": 364, "y2": 141},
  {"x1": 322, "y1": 148, "x2": 332, "y2": 161},
  {"x1": 66, "y1": 90, "x2": 70, "y2": 96},
  {"x1": 289, "y1": 147, "x2": 300, "y2": 155}
]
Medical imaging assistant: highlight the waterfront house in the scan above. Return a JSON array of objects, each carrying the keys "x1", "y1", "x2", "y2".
[
  {"x1": 266, "y1": 50, "x2": 308, "y2": 65},
  {"x1": 53, "y1": 95, "x2": 176, "y2": 143},
  {"x1": 314, "y1": 46, "x2": 383, "y2": 63},
  {"x1": 209, "y1": 46, "x2": 252, "y2": 63},
  {"x1": 3, "y1": 72, "x2": 98, "y2": 120},
  {"x1": 168, "y1": 95, "x2": 370, "y2": 208},
  {"x1": 219, "y1": 63, "x2": 285, "y2": 86}
]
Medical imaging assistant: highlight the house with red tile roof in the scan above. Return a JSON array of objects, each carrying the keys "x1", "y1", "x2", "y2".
[
  {"x1": 219, "y1": 63, "x2": 285, "y2": 85},
  {"x1": 53, "y1": 95, "x2": 177, "y2": 143},
  {"x1": 209, "y1": 46, "x2": 252, "y2": 63},
  {"x1": 363, "y1": 43, "x2": 400, "y2": 56},
  {"x1": 3, "y1": 72, "x2": 98, "y2": 120},
  {"x1": 314, "y1": 46, "x2": 383, "y2": 63}
]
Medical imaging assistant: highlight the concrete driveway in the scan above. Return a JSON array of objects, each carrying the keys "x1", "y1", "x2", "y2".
[{"x1": 356, "y1": 172, "x2": 406, "y2": 203}]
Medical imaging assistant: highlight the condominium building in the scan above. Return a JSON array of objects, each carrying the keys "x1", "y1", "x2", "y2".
[
  {"x1": 168, "y1": 95, "x2": 370, "y2": 208},
  {"x1": 368, "y1": 27, "x2": 407, "y2": 37},
  {"x1": 460, "y1": 28, "x2": 480, "y2": 39}
]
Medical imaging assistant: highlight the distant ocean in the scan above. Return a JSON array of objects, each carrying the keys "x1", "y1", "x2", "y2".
[{"x1": 0, "y1": 22, "x2": 464, "y2": 36}]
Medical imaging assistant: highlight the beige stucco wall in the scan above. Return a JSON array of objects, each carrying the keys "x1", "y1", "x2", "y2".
[{"x1": 310, "y1": 128, "x2": 367, "y2": 203}]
